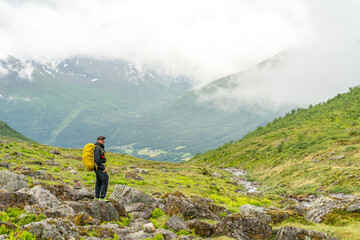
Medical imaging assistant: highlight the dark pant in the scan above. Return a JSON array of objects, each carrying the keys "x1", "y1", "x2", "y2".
[{"x1": 94, "y1": 168, "x2": 109, "y2": 199}]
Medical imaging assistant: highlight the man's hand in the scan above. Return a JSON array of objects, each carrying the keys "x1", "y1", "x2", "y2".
[{"x1": 102, "y1": 170, "x2": 106, "y2": 173}]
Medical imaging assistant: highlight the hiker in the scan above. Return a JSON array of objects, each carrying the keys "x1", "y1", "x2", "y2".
[{"x1": 94, "y1": 136, "x2": 109, "y2": 201}]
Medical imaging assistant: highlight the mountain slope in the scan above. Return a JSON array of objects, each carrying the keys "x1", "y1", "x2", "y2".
[
  {"x1": 113, "y1": 52, "x2": 295, "y2": 161},
  {"x1": 0, "y1": 56, "x2": 191, "y2": 148},
  {"x1": 191, "y1": 86, "x2": 360, "y2": 196},
  {"x1": 0, "y1": 121, "x2": 34, "y2": 142}
]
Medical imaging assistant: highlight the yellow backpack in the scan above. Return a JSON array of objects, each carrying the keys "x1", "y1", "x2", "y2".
[{"x1": 82, "y1": 143, "x2": 104, "y2": 171}]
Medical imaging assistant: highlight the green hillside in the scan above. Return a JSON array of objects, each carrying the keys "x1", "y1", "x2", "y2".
[
  {"x1": 192, "y1": 86, "x2": 360, "y2": 196},
  {"x1": 0, "y1": 121, "x2": 34, "y2": 142}
]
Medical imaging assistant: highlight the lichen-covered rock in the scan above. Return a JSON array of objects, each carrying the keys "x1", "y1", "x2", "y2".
[
  {"x1": 211, "y1": 172, "x2": 222, "y2": 178},
  {"x1": 156, "y1": 191, "x2": 226, "y2": 220},
  {"x1": 18, "y1": 185, "x2": 61, "y2": 208},
  {"x1": 274, "y1": 226, "x2": 338, "y2": 240},
  {"x1": 45, "y1": 160, "x2": 60, "y2": 166},
  {"x1": 124, "y1": 171, "x2": 144, "y2": 181},
  {"x1": 85, "y1": 224, "x2": 130, "y2": 239},
  {"x1": 110, "y1": 184, "x2": 156, "y2": 205},
  {"x1": 156, "y1": 229, "x2": 178, "y2": 240},
  {"x1": 68, "y1": 212, "x2": 94, "y2": 226},
  {"x1": 212, "y1": 214, "x2": 272, "y2": 240},
  {"x1": 306, "y1": 197, "x2": 347, "y2": 223},
  {"x1": 85, "y1": 200, "x2": 129, "y2": 223},
  {"x1": 241, "y1": 204, "x2": 272, "y2": 224},
  {"x1": 241, "y1": 204, "x2": 300, "y2": 224},
  {"x1": 25, "y1": 203, "x2": 76, "y2": 218},
  {"x1": 186, "y1": 220, "x2": 212, "y2": 237},
  {"x1": 143, "y1": 222, "x2": 156, "y2": 233},
  {"x1": 0, "y1": 171, "x2": 28, "y2": 191},
  {"x1": 127, "y1": 230, "x2": 154, "y2": 240},
  {"x1": 24, "y1": 218, "x2": 83, "y2": 240},
  {"x1": 124, "y1": 202, "x2": 154, "y2": 219},
  {"x1": 347, "y1": 203, "x2": 360, "y2": 213},
  {"x1": 43, "y1": 184, "x2": 92, "y2": 201},
  {"x1": 128, "y1": 219, "x2": 151, "y2": 231},
  {"x1": 49, "y1": 148, "x2": 61, "y2": 155},
  {"x1": 134, "y1": 168, "x2": 148, "y2": 174},
  {"x1": 0, "y1": 192, "x2": 36, "y2": 211},
  {"x1": 165, "y1": 215, "x2": 189, "y2": 232}
]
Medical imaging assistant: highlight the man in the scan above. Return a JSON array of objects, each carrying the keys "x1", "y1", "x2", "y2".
[{"x1": 94, "y1": 136, "x2": 109, "y2": 201}]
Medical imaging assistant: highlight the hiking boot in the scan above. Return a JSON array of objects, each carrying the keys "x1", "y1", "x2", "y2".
[{"x1": 99, "y1": 198, "x2": 110, "y2": 202}]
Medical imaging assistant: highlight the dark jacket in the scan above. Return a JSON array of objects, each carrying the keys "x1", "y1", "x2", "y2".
[{"x1": 94, "y1": 142, "x2": 106, "y2": 171}]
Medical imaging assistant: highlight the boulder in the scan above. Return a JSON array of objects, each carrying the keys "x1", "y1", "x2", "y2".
[
  {"x1": 134, "y1": 168, "x2": 149, "y2": 174},
  {"x1": 129, "y1": 219, "x2": 151, "y2": 231},
  {"x1": 49, "y1": 148, "x2": 61, "y2": 155},
  {"x1": 347, "y1": 203, "x2": 360, "y2": 213},
  {"x1": 24, "y1": 218, "x2": 83, "y2": 240},
  {"x1": 85, "y1": 224, "x2": 130, "y2": 239},
  {"x1": 43, "y1": 184, "x2": 93, "y2": 201},
  {"x1": 306, "y1": 197, "x2": 347, "y2": 223},
  {"x1": 18, "y1": 185, "x2": 61, "y2": 208},
  {"x1": 212, "y1": 214, "x2": 272, "y2": 240},
  {"x1": 0, "y1": 171, "x2": 28, "y2": 191},
  {"x1": 125, "y1": 171, "x2": 144, "y2": 181},
  {"x1": 156, "y1": 229, "x2": 178, "y2": 240},
  {"x1": 186, "y1": 220, "x2": 213, "y2": 238},
  {"x1": 329, "y1": 155, "x2": 346, "y2": 160},
  {"x1": 143, "y1": 222, "x2": 156, "y2": 233},
  {"x1": 45, "y1": 160, "x2": 60, "y2": 166},
  {"x1": 127, "y1": 230, "x2": 154, "y2": 240},
  {"x1": 241, "y1": 204, "x2": 272, "y2": 224},
  {"x1": 68, "y1": 212, "x2": 95, "y2": 226},
  {"x1": 25, "y1": 202, "x2": 75, "y2": 218},
  {"x1": 211, "y1": 172, "x2": 222, "y2": 178},
  {"x1": 124, "y1": 202, "x2": 154, "y2": 219},
  {"x1": 274, "y1": 226, "x2": 338, "y2": 240},
  {"x1": 0, "y1": 192, "x2": 36, "y2": 211},
  {"x1": 165, "y1": 215, "x2": 189, "y2": 232},
  {"x1": 85, "y1": 200, "x2": 129, "y2": 223},
  {"x1": 156, "y1": 191, "x2": 227, "y2": 220},
  {"x1": 241, "y1": 204, "x2": 299, "y2": 224},
  {"x1": 110, "y1": 184, "x2": 156, "y2": 205}
]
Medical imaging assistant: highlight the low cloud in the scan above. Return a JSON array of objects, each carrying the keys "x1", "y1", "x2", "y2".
[
  {"x1": 0, "y1": 0, "x2": 311, "y2": 84},
  {"x1": 0, "y1": 0, "x2": 359, "y2": 111}
]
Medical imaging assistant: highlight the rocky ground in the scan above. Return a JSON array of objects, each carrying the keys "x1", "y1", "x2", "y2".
[{"x1": 1, "y1": 168, "x2": 356, "y2": 239}]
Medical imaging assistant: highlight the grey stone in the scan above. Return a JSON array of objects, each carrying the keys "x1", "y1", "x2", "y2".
[
  {"x1": 0, "y1": 171, "x2": 28, "y2": 191},
  {"x1": 274, "y1": 226, "x2": 338, "y2": 240},
  {"x1": 125, "y1": 202, "x2": 154, "y2": 219},
  {"x1": 165, "y1": 215, "x2": 189, "y2": 232},
  {"x1": 211, "y1": 172, "x2": 222, "y2": 178},
  {"x1": 347, "y1": 203, "x2": 360, "y2": 213},
  {"x1": 156, "y1": 229, "x2": 178, "y2": 240},
  {"x1": 18, "y1": 185, "x2": 61, "y2": 208},
  {"x1": 143, "y1": 222, "x2": 156, "y2": 233},
  {"x1": 110, "y1": 184, "x2": 156, "y2": 205},
  {"x1": 49, "y1": 148, "x2": 61, "y2": 155},
  {"x1": 23, "y1": 218, "x2": 81, "y2": 240},
  {"x1": 45, "y1": 160, "x2": 60, "y2": 166},
  {"x1": 127, "y1": 230, "x2": 154, "y2": 240},
  {"x1": 134, "y1": 168, "x2": 149, "y2": 174},
  {"x1": 329, "y1": 155, "x2": 346, "y2": 160},
  {"x1": 240, "y1": 204, "x2": 272, "y2": 224},
  {"x1": 306, "y1": 197, "x2": 347, "y2": 223}
]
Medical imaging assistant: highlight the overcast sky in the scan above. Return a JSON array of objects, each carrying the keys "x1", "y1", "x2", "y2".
[{"x1": 1, "y1": 0, "x2": 359, "y2": 108}]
